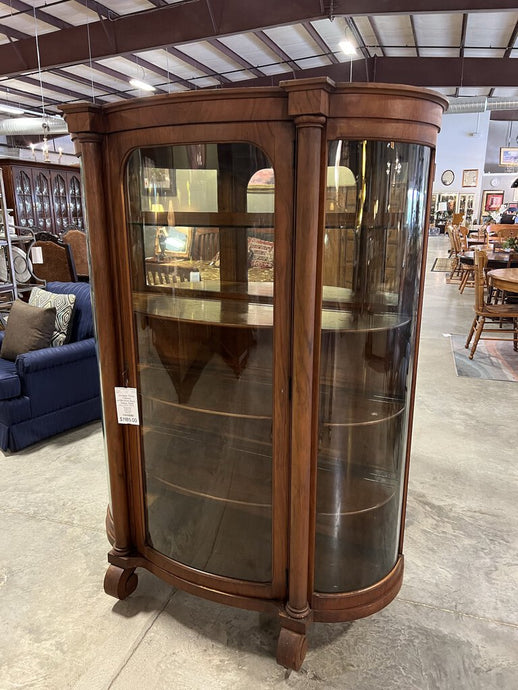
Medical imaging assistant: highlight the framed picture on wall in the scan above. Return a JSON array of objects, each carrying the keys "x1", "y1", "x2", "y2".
[
  {"x1": 462, "y1": 169, "x2": 478, "y2": 187},
  {"x1": 499, "y1": 148, "x2": 518, "y2": 166},
  {"x1": 438, "y1": 192, "x2": 458, "y2": 214},
  {"x1": 482, "y1": 190, "x2": 504, "y2": 212}
]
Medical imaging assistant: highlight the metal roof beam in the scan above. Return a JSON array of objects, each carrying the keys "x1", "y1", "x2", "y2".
[
  {"x1": 344, "y1": 17, "x2": 371, "y2": 60},
  {"x1": 14, "y1": 75, "x2": 108, "y2": 102},
  {"x1": 226, "y1": 56, "x2": 518, "y2": 89},
  {"x1": 50, "y1": 68, "x2": 133, "y2": 99},
  {"x1": 302, "y1": 21, "x2": 338, "y2": 63},
  {"x1": 165, "y1": 46, "x2": 231, "y2": 85},
  {"x1": 0, "y1": 0, "x2": 515, "y2": 77},
  {"x1": 254, "y1": 31, "x2": 300, "y2": 72},
  {"x1": 410, "y1": 16, "x2": 420, "y2": 58},
  {"x1": 207, "y1": 38, "x2": 265, "y2": 77}
]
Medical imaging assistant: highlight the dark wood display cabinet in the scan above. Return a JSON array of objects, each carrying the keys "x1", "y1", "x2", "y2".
[
  {"x1": 62, "y1": 79, "x2": 446, "y2": 670},
  {"x1": 0, "y1": 159, "x2": 84, "y2": 235}
]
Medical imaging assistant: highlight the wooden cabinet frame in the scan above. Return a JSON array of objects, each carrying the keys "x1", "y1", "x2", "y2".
[{"x1": 62, "y1": 78, "x2": 445, "y2": 670}]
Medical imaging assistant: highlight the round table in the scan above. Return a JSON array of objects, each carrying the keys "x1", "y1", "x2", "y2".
[{"x1": 487, "y1": 268, "x2": 518, "y2": 294}]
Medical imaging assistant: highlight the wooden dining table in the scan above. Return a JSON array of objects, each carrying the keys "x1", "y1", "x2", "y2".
[
  {"x1": 487, "y1": 268, "x2": 518, "y2": 294},
  {"x1": 459, "y1": 250, "x2": 518, "y2": 269}
]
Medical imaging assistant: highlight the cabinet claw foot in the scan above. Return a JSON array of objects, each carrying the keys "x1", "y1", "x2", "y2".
[
  {"x1": 276, "y1": 627, "x2": 307, "y2": 671},
  {"x1": 104, "y1": 564, "x2": 138, "y2": 600}
]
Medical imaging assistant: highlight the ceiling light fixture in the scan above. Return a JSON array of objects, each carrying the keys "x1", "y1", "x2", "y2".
[
  {"x1": 129, "y1": 78, "x2": 156, "y2": 92},
  {"x1": 339, "y1": 40, "x2": 357, "y2": 56}
]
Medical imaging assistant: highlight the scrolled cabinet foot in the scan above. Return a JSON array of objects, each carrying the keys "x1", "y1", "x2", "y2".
[
  {"x1": 103, "y1": 564, "x2": 138, "y2": 600},
  {"x1": 276, "y1": 627, "x2": 308, "y2": 671}
]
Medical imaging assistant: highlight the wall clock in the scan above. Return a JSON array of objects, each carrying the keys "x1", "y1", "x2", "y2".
[{"x1": 441, "y1": 169, "x2": 455, "y2": 186}]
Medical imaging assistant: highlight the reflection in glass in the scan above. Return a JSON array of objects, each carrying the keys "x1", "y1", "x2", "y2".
[
  {"x1": 125, "y1": 144, "x2": 275, "y2": 582},
  {"x1": 316, "y1": 140, "x2": 431, "y2": 592}
]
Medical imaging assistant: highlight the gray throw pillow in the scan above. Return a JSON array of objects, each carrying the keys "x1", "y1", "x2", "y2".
[
  {"x1": 1, "y1": 300, "x2": 56, "y2": 361},
  {"x1": 29, "y1": 287, "x2": 76, "y2": 346}
]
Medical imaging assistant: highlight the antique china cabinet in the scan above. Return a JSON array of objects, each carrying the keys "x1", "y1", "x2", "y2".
[
  {"x1": 62, "y1": 79, "x2": 445, "y2": 670},
  {"x1": 0, "y1": 159, "x2": 84, "y2": 235}
]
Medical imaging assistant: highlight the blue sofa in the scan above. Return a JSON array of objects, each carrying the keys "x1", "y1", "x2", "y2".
[{"x1": 0, "y1": 282, "x2": 102, "y2": 451}]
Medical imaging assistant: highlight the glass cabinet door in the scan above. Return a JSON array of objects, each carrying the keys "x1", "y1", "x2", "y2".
[
  {"x1": 316, "y1": 139, "x2": 431, "y2": 592},
  {"x1": 52, "y1": 173, "x2": 68, "y2": 234},
  {"x1": 14, "y1": 169, "x2": 34, "y2": 228},
  {"x1": 34, "y1": 171, "x2": 52, "y2": 230},
  {"x1": 125, "y1": 143, "x2": 275, "y2": 583}
]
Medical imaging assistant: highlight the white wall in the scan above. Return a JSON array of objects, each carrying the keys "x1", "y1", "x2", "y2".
[
  {"x1": 433, "y1": 110, "x2": 491, "y2": 221},
  {"x1": 434, "y1": 111, "x2": 518, "y2": 220}
]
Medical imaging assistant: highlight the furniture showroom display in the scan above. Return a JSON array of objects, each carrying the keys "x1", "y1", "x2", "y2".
[
  {"x1": 62, "y1": 78, "x2": 446, "y2": 670},
  {"x1": 0, "y1": 159, "x2": 84, "y2": 235},
  {"x1": 0, "y1": 281, "x2": 101, "y2": 451},
  {"x1": 0, "y1": 169, "x2": 44, "y2": 326}
]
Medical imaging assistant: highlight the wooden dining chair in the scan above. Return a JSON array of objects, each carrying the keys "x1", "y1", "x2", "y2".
[
  {"x1": 447, "y1": 226, "x2": 471, "y2": 285},
  {"x1": 446, "y1": 226, "x2": 462, "y2": 281},
  {"x1": 458, "y1": 226, "x2": 470, "y2": 250},
  {"x1": 465, "y1": 250, "x2": 518, "y2": 359},
  {"x1": 62, "y1": 227, "x2": 89, "y2": 279}
]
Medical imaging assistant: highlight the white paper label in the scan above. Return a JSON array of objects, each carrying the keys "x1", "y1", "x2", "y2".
[
  {"x1": 31, "y1": 246, "x2": 43, "y2": 264},
  {"x1": 114, "y1": 387, "x2": 139, "y2": 425}
]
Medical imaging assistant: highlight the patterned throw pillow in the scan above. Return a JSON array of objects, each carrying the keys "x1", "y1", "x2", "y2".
[{"x1": 28, "y1": 287, "x2": 76, "y2": 347}]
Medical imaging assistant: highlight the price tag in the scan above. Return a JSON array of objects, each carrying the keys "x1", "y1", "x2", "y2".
[
  {"x1": 31, "y1": 246, "x2": 43, "y2": 264},
  {"x1": 114, "y1": 387, "x2": 140, "y2": 425}
]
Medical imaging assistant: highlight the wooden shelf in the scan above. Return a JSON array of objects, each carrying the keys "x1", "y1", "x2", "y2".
[
  {"x1": 146, "y1": 485, "x2": 272, "y2": 582},
  {"x1": 142, "y1": 424, "x2": 272, "y2": 507},
  {"x1": 316, "y1": 466, "x2": 396, "y2": 518},
  {"x1": 321, "y1": 310, "x2": 410, "y2": 332},
  {"x1": 141, "y1": 210, "x2": 274, "y2": 228},
  {"x1": 139, "y1": 371, "x2": 272, "y2": 418},
  {"x1": 133, "y1": 291, "x2": 274, "y2": 328},
  {"x1": 318, "y1": 389, "x2": 405, "y2": 427},
  {"x1": 134, "y1": 290, "x2": 409, "y2": 332},
  {"x1": 314, "y1": 468, "x2": 400, "y2": 593}
]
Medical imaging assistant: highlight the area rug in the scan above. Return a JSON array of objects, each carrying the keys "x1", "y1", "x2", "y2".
[
  {"x1": 450, "y1": 334, "x2": 518, "y2": 381},
  {"x1": 431, "y1": 257, "x2": 455, "y2": 272}
]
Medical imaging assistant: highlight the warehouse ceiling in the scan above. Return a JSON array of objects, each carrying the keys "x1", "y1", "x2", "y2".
[{"x1": 0, "y1": 0, "x2": 517, "y2": 117}]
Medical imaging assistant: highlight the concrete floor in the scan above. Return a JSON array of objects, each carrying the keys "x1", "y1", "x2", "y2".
[{"x1": 1, "y1": 235, "x2": 517, "y2": 689}]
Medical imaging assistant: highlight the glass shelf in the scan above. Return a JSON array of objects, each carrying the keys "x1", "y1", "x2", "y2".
[{"x1": 133, "y1": 292, "x2": 274, "y2": 328}]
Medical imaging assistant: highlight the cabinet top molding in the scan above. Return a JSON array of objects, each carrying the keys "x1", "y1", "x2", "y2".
[{"x1": 61, "y1": 79, "x2": 447, "y2": 145}]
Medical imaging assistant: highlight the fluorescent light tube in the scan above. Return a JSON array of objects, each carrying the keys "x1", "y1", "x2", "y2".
[{"x1": 129, "y1": 78, "x2": 156, "y2": 92}]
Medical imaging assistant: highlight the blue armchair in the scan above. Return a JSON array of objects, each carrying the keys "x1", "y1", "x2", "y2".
[{"x1": 0, "y1": 282, "x2": 101, "y2": 451}]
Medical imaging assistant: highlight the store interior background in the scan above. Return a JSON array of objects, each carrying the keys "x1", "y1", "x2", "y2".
[{"x1": 0, "y1": 4, "x2": 517, "y2": 688}]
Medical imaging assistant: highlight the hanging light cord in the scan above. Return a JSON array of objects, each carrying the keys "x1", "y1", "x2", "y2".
[
  {"x1": 86, "y1": 1, "x2": 95, "y2": 103},
  {"x1": 33, "y1": 6, "x2": 46, "y2": 118}
]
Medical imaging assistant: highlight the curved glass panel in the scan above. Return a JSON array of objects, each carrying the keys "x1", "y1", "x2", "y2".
[
  {"x1": 125, "y1": 143, "x2": 274, "y2": 582},
  {"x1": 315, "y1": 140, "x2": 431, "y2": 592}
]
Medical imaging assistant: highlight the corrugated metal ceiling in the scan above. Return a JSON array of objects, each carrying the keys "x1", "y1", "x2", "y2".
[{"x1": 0, "y1": 1, "x2": 516, "y2": 117}]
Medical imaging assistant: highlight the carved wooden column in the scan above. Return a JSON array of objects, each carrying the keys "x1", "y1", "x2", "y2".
[
  {"x1": 62, "y1": 105, "x2": 137, "y2": 598},
  {"x1": 277, "y1": 79, "x2": 330, "y2": 670}
]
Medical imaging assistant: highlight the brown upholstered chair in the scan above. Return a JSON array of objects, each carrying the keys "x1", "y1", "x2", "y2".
[
  {"x1": 62, "y1": 228, "x2": 89, "y2": 279},
  {"x1": 31, "y1": 233, "x2": 77, "y2": 283}
]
